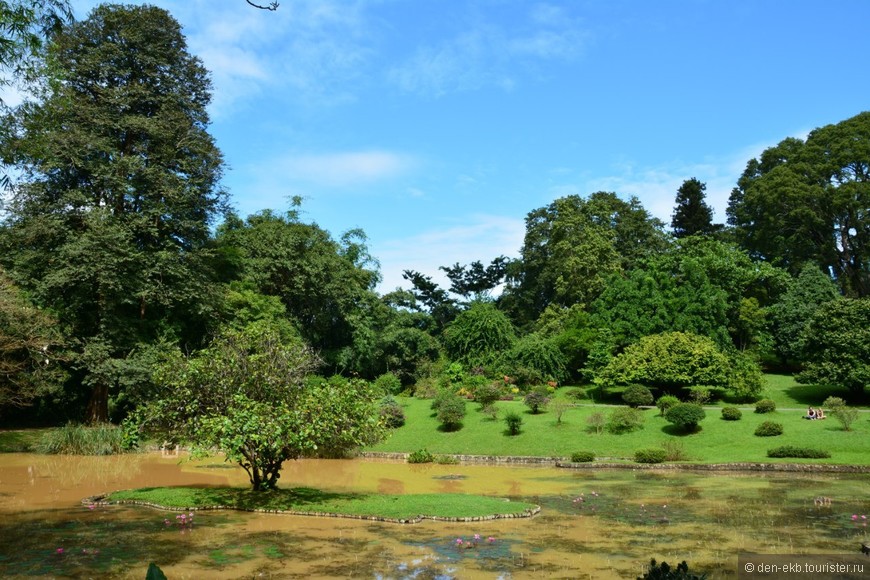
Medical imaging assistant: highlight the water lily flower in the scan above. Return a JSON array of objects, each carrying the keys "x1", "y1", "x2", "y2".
[
  {"x1": 455, "y1": 538, "x2": 463, "y2": 545},
  {"x1": 487, "y1": 536, "x2": 496, "y2": 543},
  {"x1": 474, "y1": 534, "x2": 481, "y2": 541},
  {"x1": 852, "y1": 515, "x2": 859, "y2": 520},
  {"x1": 56, "y1": 548, "x2": 64, "y2": 554}
]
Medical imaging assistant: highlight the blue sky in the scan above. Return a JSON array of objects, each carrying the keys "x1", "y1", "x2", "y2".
[{"x1": 65, "y1": 0, "x2": 870, "y2": 293}]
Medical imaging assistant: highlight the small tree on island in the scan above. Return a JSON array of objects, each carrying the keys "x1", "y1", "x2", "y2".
[{"x1": 139, "y1": 327, "x2": 386, "y2": 491}]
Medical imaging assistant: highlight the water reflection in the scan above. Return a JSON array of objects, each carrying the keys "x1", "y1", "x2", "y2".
[{"x1": 0, "y1": 453, "x2": 867, "y2": 578}]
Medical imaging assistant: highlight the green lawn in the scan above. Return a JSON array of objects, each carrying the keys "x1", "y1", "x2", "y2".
[
  {"x1": 107, "y1": 486, "x2": 536, "y2": 521},
  {"x1": 368, "y1": 375, "x2": 870, "y2": 465}
]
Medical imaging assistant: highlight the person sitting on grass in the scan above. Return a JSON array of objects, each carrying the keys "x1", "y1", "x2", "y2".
[
  {"x1": 816, "y1": 408, "x2": 826, "y2": 419},
  {"x1": 805, "y1": 407, "x2": 817, "y2": 420}
]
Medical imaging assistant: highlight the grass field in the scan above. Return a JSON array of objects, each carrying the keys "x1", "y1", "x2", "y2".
[
  {"x1": 368, "y1": 375, "x2": 870, "y2": 464},
  {"x1": 107, "y1": 487, "x2": 537, "y2": 521}
]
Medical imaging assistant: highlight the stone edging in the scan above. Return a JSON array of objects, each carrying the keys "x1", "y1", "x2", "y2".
[
  {"x1": 81, "y1": 493, "x2": 541, "y2": 524},
  {"x1": 360, "y1": 452, "x2": 870, "y2": 473}
]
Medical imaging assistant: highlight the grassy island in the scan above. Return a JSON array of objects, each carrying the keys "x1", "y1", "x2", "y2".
[{"x1": 103, "y1": 487, "x2": 538, "y2": 522}]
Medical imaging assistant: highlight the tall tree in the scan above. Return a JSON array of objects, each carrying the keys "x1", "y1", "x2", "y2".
[
  {"x1": 671, "y1": 178, "x2": 715, "y2": 238},
  {"x1": 727, "y1": 112, "x2": 870, "y2": 297},
  {"x1": 504, "y1": 192, "x2": 667, "y2": 326},
  {"x1": 0, "y1": 5, "x2": 227, "y2": 422}
]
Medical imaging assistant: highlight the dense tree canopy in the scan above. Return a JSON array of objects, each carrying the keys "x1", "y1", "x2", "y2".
[
  {"x1": 728, "y1": 111, "x2": 870, "y2": 297},
  {"x1": 671, "y1": 178, "x2": 715, "y2": 238},
  {"x1": 0, "y1": 4, "x2": 226, "y2": 422}
]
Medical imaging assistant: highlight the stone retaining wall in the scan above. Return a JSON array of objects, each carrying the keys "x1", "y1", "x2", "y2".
[{"x1": 361, "y1": 452, "x2": 870, "y2": 473}]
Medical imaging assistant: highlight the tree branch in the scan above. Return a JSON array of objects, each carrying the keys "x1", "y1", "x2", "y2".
[{"x1": 246, "y1": 0, "x2": 279, "y2": 10}]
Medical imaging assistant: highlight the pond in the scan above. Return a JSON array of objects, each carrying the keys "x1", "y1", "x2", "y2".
[{"x1": 0, "y1": 452, "x2": 867, "y2": 578}]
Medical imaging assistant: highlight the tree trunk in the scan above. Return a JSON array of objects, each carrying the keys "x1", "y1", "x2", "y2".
[{"x1": 85, "y1": 382, "x2": 109, "y2": 423}]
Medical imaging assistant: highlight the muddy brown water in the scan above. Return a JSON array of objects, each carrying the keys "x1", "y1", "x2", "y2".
[{"x1": 0, "y1": 452, "x2": 867, "y2": 578}]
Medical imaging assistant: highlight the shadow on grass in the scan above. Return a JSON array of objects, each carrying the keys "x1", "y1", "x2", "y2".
[
  {"x1": 660, "y1": 425, "x2": 702, "y2": 437},
  {"x1": 436, "y1": 423, "x2": 463, "y2": 433}
]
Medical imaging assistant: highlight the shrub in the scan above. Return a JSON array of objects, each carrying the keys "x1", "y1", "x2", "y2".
[
  {"x1": 754, "y1": 399, "x2": 776, "y2": 414},
  {"x1": 408, "y1": 448, "x2": 434, "y2": 463},
  {"x1": 430, "y1": 388, "x2": 454, "y2": 412},
  {"x1": 435, "y1": 454, "x2": 459, "y2": 464},
  {"x1": 504, "y1": 411, "x2": 523, "y2": 435},
  {"x1": 639, "y1": 559, "x2": 707, "y2": 580},
  {"x1": 634, "y1": 448, "x2": 667, "y2": 464},
  {"x1": 524, "y1": 389, "x2": 550, "y2": 414},
  {"x1": 655, "y1": 395, "x2": 680, "y2": 416},
  {"x1": 374, "y1": 372, "x2": 403, "y2": 395},
  {"x1": 37, "y1": 422, "x2": 125, "y2": 455},
  {"x1": 665, "y1": 403, "x2": 706, "y2": 431},
  {"x1": 436, "y1": 394, "x2": 466, "y2": 431},
  {"x1": 822, "y1": 396, "x2": 859, "y2": 431},
  {"x1": 767, "y1": 446, "x2": 831, "y2": 459},
  {"x1": 565, "y1": 387, "x2": 587, "y2": 401},
  {"x1": 754, "y1": 421, "x2": 783, "y2": 437},
  {"x1": 687, "y1": 386, "x2": 711, "y2": 405},
  {"x1": 481, "y1": 402, "x2": 499, "y2": 421},
  {"x1": 586, "y1": 411, "x2": 606, "y2": 434},
  {"x1": 622, "y1": 384, "x2": 654, "y2": 408},
  {"x1": 660, "y1": 439, "x2": 688, "y2": 461},
  {"x1": 570, "y1": 451, "x2": 595, "y2": 463},
  {"x1": 473, "y1": 382, "x2": 503, "y2": 408},
  {"x1": 379, "y1": 396, "x2": 406, "y2": 428},
  {"x1": 606, "y1": 407, "x2": 645, "y2": 434},
  {"x1": 721, "y1": 406, "x2": 742, "y2": 421}
]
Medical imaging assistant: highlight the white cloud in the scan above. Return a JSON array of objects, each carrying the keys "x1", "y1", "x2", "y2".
[
  {"x1": 277, "y1": 150, "x2": 416, "y2": 187},
  {"x1": 373, "y1": 214, "x2": 525, "y2": 294},
  {"x1": 387, "y1": 4, "x2": 589, "y2": 96}
]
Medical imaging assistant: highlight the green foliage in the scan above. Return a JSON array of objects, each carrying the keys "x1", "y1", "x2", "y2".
[
  {"x1": 596, "y1": 332, "x2": 736, "y2": 394},
  {"x1": 797, "y1": 298, "x2": 870, "y2": 396},
  {"x1": 754, "y1": 399, "x2": 776, "y2": 414},
  {"x1": 374, "y1": 372, "x2": 403, "y2": 396},
  {"x1": 822, "y1": 396, "x2": 859, "y2": 431},
  {"x1": 36, "y1": 422, "x2": 124, "y2": 455},
  {"x1": 443, "y1": 301, "x2": 516, "y2": 368},
  {"x1": 500, "y1": 332, "x2": 567, "y2": 384},
  {"x1": 671, "y1": 178, "x2": 715, "y2": 238},
  {"x1": 754, "y1": 421, "x2": 783, "y2": 437},
  {"x1": 436, "y1": 393, "x2": 466, "y2": 431},
  {"x1": 622, "y1": 384, "x2": 654, "y2": 408},
  {"x1": 0, "y1": 0, "x2": 72, "y2": 96},
  {"x1": 523, "y1": 388, "x2": 550, "y2": 414},
  {"x1": 585, "y1": 411, "x2": 605, "y2": 434},
  {"x1": 379, "y1": 396, "x2": 406, "y2": 429},
  {"x1": 655, "y1": 395, "x2": 680, "y2": 416},
  {"x1": 634, "y1": 448, "x2": 667, "y2": 464},
  {"x1": 721, "y1": 406, "x2": 742, "y2": 421},
  {"x1": 0, "y1": 4, "x2": 227, "y2": 422},
  {"x1": 728, "y1": 112, "x2": 870, "y2": 297},
  {"x1": 565, "y1": 387, "x2": 588, "y2": 401},
  {"x1": 141, "y1": 328, "x2": 385, "y2": 491},
  {"x1": 549, "y1": 398, "x2": 571, "y2": 424},
  {"x1": 767, "y1": 446, "x2": 830, "y2": 459},
  {"x1": 472, "y1": 381, "x2": 503, "y2": 408},
  {"x1": 639, "y1": 559, "x2": 707, "y2": 579},
  {"x1": 504, "y1": 411, "x2": 523, "y2": 435},
  {"x1": 606, "y1": 407, "x2": 645, "y2": 434},
  {"x1": 768, "y1": 263, "x2": 841, "y2": 366},
  {"x1": 407, "y1": 448, "x2": 434, "y2": 464},
  {"x1": 0, "y1": 268, "x2": 67, "y2": 411},
  {"x1": 726, "y1": 352, "x2": 765, "y2": 401},
  {"x1": 660, "y1": 439, "x2": 688, "y2": 461},
  {"x1": 570, "y1": 450, "x2": 595, "y2": 462},
  {"x1": 664, "y1": 403, "x2": 706, "y2": 431},
  {"x1": 504, "y1": 192, "x2": 667, "y2": 325}
]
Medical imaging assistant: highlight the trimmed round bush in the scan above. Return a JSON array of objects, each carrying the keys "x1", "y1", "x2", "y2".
[
  {"x1": 566, "y1": 387, "x2": 587, "y2": 401},
  {"x1": 755, "y1": 399, "x2": 776, "y2": 414},
  {"x1": 622, "y1": 384, "x2": 654, "y2": 408},
  {"x1": 754, "y1": 420, "x2": 783, "y2": 437},
  {"x1": 721, "y1": 406, "x2": 742, "y2": 421},
  {"x1": 570, "y1": 451, "x2": 595, "y2": 463},
  {"x1": 767, "y1": 446, "x2": 830, "y2": 459},
  {"x1": 634, "y1": 448, "x2": 667, "y2": 464},
  {"x1": 504, "y1": 411, "x2": 523, "y2": 436},
  {"x1": 665, "y1": 403, "x2": 706, "y2": 431},
  {"x1": 655, "y1": 395, "x2": 680, "y2": 416}
]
